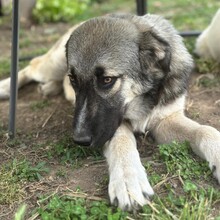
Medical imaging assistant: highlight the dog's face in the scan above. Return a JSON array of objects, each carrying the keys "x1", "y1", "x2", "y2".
[{"x1": 66, "y1": 15, "x2": 171, "y2": 147}]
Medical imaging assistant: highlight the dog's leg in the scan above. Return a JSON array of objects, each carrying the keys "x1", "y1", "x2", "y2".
[
  {"x1": 151, "y1": 108, "x2": 220, "y2": 183},
  {"x1": 104, "y1": 123, "x2": 154, "y2": 211},
  {"x1": 38, "y1": 81, "x2": 63, "y2": 97},
  {"x1": 0, "y1": 25, "x2": 80, "y2": 100},
  {"x1": 0, "y1": 65, "x2": 34, "y2": 99},
  {"x1": 63, "y1": 75, "x2": 75, "y2": 104},
  {"x1": 0, "y1": 55, "x2": 65, "y2": 99}
]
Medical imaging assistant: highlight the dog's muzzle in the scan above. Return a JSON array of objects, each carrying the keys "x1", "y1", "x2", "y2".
[{"x1": 73, "y1": 132, "x2": 92, "y2": 146}]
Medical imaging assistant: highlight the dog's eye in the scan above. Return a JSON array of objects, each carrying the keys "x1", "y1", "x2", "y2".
[
  {"x1": 68, "y1": 68, "x2": 76, "y2": 82},
  {"x1": 68, "y1": 73, "x2": 75, "y2": 82},
  {"x1": 103, "y1": 77, "x2": 112, "y2": 84},
  {"x1": 68, "y1": 72, "x2": 78, "y2": 87},
  {"x1": 98, "y1": 76, "x2": 117, "y2": 89}
]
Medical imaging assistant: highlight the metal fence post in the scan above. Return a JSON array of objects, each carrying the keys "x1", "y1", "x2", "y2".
[
  {"x1": 136, "y1": 0, "x2": 147, "y2": 15},
  {"x1": 9, "y1": 0, "x2": 20, "y2": 138}
]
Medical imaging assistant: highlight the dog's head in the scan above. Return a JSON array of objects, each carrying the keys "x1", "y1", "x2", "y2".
[{"x1": 66, "y1": 14, "x2": 173, "y2": 147}]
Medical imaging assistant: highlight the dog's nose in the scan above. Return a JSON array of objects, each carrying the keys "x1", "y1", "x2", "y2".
[{"x1": 73, "y1": 134, "x2": 92, "y2": 146}]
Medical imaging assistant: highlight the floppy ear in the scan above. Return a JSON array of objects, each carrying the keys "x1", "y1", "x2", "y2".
[{"x1": 139, "y1": 30, "x2": 171, "y2": 74}]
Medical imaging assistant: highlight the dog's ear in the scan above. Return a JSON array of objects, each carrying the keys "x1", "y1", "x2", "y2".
[{"x1": 138, "y1": 29, "x2": 171, "y2": 74}]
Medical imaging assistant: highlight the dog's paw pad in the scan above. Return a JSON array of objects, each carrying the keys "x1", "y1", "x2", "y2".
[
  {"x1": 108, "y1": 166, "x2": 154, "y2": 211},
  {"x1": 212, "y1": 164, "x2": 220, "y2": 184},
  {"x1": 113, "y1": 197, "x2": 118, "y2": 207},
  {"x1": 143, "y1": 191, "x2": 153, "y2": 200}
]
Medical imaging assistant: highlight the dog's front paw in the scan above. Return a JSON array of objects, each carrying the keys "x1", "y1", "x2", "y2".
[
  {"x1": 0, "y1": 78, "x2": 10, "y2": 99},
  {"x1": 208, "y1": 142, "x2": 220, "y2": 183},
  {"x1": 213, "y1": 163, "x2": 220, "y2": 183},
  {"x1": 108, "y1": 164, "x2": 154, "y2": 211},
  {"x1": 195, "y1": 125, "x2": 220, "y2": 184},
  {"x1": 38, "y1": 81, "x2": 63, "y2": 97}
]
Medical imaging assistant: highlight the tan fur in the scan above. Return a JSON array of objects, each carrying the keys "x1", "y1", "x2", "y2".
[
  {"x1": 195, "y1": 9, "x2": 220, "y2": 62},
  {"x1": 0, "y1": 25, "x2": 81, "y2": 99}
]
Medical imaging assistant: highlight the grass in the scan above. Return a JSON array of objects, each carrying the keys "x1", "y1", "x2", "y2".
[
  {"x1": 37, "y1": 195, "x2": 127, "y2": 220},
  {"x1": 46, "y1": 135, "x2": 103, "y2": 165},
  {"x1": 0, "y1": 59, "x2": 10, "y2": 78},
  {"x1": 0, "y1": 59, "x2": 31, "y2": 79},
  {"x1": 148, "y1": 0, "x2": 220, "y2": 31},
  {"x1": 30, "y1": 100, "x2": 51, "y2": 111},
  {"x1": 0, "y1": 159, "x2": 49, "y2": 204},
  {"x1": 158, "y1": 141, "x2": 212, "y2": 180},
  {"x1": 15, "y1": 141, "x2": 218, "y2": 219},
  {"x1": 138, "y1": 141, "x2": 220, "y2": 220}
]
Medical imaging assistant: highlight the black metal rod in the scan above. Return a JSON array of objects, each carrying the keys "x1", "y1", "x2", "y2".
[
  {"x1": 9, "y1": 0, "x2": 20, "y2": 138},
  {"x1": 136, "y1": 0, "x2": 147, "y2": 15},
  {"x1": 179, "y1": 31, "x2": 201, "y2": 37}
]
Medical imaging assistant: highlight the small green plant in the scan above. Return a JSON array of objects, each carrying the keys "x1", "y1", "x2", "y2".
[
  {"x1": 9, "y1": 159, "x2": 49, "y2": 182},
  {"x1": 197, "y1": 75, "x2": 220, "y2": 88},
  {"x1": 139, "y1": 185, "x2": 219, "y2": 220},
  {"x1": 30, "y1": 100, "x2": 51, "y2": 111},
  {"x1": 14, "y1": 204, "x2": 26, "y2": 220},
  {"x1": 56, "y1": 168, "x2": 68, "y2": 178},
  {"x1": 33, "y1": 0, "x2": 91, "y2": 23},
  {"x1": 196, "y1": 58, "x2": 220, "y2": 75},
  {"x1": 0, "y1": 59, "x2": 10, "y2": 78},
  {"x1": 0, "y1": 159, "x2": 49, "y2": 204},
  {"x1": 159, "y1": 141, "x2": 211, "y2": 180},
  {"x1": 47, "y1": 135, "x2": 103, "y2": 164},
  {"x1": 37, "y1": 195, "x2": 127, "y2": 220},
  {"x1": 0, "y1": 167, "x2": 24, "y2": 204}
]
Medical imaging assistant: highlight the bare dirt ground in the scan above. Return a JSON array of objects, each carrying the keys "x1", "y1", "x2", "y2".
[{"x1": 0, "y1": 20, "x2": 220, "y2": 219}]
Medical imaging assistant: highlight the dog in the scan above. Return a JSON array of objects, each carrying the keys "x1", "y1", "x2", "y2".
[
  {"x1": 0, "y1": 13, "x2": 220, "y2": 211},
  {"x1": 195, "y1": 9, "x2": 220, "y2": 62}
]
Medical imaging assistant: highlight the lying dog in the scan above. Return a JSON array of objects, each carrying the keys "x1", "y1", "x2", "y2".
[
  {"x1": 195, "y1": 9, "x2": 220, "y2": 62},
  {"x1": 0, "y1": 13, "x2": 220, "y2": 211}
]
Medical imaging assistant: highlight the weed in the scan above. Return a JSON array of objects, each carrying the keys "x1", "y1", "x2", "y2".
[
  {"x1": 197, "y1": 75, "x2": 220, "y2": 88},
  {"x1": 139, "y1": 185, "x2": 219, "y2": 220},
  {"x1": 148, "y1": 0, "x2": 220, "y2": 31},
  {"x1": 0, "y1": 166, "x2": 24, "y2": 204},
  {"x1": 0, "y1": 59, "x2": 30, "y2": 79},
  {"x1": 14, "y1": 204, "x2": 26, "y2": 220},
  {"x1": 6, "y1": 138, "x2": 23, "y2": 148},
  {"x1": 33, "y1": 0, "x2": 91, "y2": 23},
  {"x1": 30, "y1": 100, "x2": 51, "y2": 111},
  {"x1": 196, "y1": 58, "x2": 220, "y2": 75},
  {"x1": 141, "y1": 142, "x2": 220, "y2": 219},
  {"x1": 144, "y1": 162, "x2": 164, "y2": 186},
  {"x1": 19, "y1": 38, "x2": 32, "y2": 49},
  {"x1": 6, "y1": 159, "x2": 49, "y2": 182},
  {"x1": 0, "y1": 124, "x2": 6, "y2": 138},
  {"x1": 47, "y1": 135, "x2": 103, "y2": 165},
  {"x1": 159, "y1": 141, "x2": 212, "y2": 180},
  {"x1": 0, "y1": 159, "x2": 49, "y2": 204},
  {"x1": 55, "y1": 168, "x2": 68, "y2": 178},
  {"x1": 37, "y1": 195, "x2": 127, "y2": 220},
  {"x1": 0, "y1": 59, "x2": 10, "y2": 78},
  {"x1": 20, "y1": 47, "x2": 49, "y2": 59}
]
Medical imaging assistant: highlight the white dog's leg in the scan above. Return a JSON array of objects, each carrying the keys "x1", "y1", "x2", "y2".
[
  {"x1": 0, "y1": 65, "x2": 33, "y2": 99},
  {"x1": 104, "y1": 123, "x2": 154, "y2": 211},
  {"x1": 195, "y1": 9, "x2": 220, "y2": 62},
  {"x1": 38, "y1": 81, "x2": 63, "y2": 97},
  {"x1": 0, "y1": 25, "x2": 80, "y2": 100},
  {"x1": 63, "y1": 75, "x2": 75, "y2": 104},
  {"x1": 151, "y1": 110, "x2": 220, "y2": 183}
]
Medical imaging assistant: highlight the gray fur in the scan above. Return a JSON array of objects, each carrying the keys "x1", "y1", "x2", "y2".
[{"x1": 66, "y1": 14, "x2": 194, "y2": 141}]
